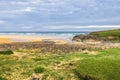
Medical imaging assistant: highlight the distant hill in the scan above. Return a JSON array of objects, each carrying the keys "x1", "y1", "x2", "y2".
[{"x1": 73, "y1": 29, "x2": 120, "y2": 42}]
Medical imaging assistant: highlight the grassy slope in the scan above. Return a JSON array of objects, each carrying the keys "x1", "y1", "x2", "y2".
[
  {"x1": 75, "y1": 48, "x2": 120, "y2": 80},
  {"x1": 0, "y1": 48, "x2": 120, "y2": 80},
  {"x1": 90, "y1": 29, "x2": 120, "y2": 42}
]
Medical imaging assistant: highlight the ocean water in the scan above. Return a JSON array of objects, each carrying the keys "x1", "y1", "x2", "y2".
[{"x1": 0, "y1": 32, "x2": 89, "y2": 42}]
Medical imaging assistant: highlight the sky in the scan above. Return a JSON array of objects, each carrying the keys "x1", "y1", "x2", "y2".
[{"x1": 0, "y1": 0, "x2": 120, "y2": 31}]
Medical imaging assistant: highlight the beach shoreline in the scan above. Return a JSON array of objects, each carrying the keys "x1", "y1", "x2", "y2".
[
  {"x1": 0, "y1": 35, "x2": 120, "y2": 52},
  {"x1": 0, "y1": 35, "x2": 69, "y2": 44}
]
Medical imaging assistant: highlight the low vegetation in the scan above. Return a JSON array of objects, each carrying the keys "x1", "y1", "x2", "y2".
[
  {"x1": 73, "y1": 29, "x2": 120, "y2": 42},
  {"x1": 0, "y1": 50, "x2": 13, "y2": 55},
  {"x1": 75, "y1": 48, "x2": 120, "y2": 80},
  {"x1": 34, "y1": 67, "x2": 46, "y2": 73},
  {"x1": 90, "y1": 29, "x2": 120, "y2": 37},
  {"x1": 90, "y1": 29, "x2": 120, "y2": 42},
  {"x1": 0, "y1": 48, "x2": 119, "y2": 80},
  {"x1": 0, "y1": 77, "x2": 7, "y2": 80}
]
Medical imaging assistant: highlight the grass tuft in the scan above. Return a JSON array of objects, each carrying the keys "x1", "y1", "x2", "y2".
[
  {"x1": 34, "y1": 67, "x2": 46, "y2": 73},
  {"x1": 0, "y1": 77, "x2": 7, "y2": 80},
  {"x1": 0, "y1": 50, "x2": 13, "y2": 55}
]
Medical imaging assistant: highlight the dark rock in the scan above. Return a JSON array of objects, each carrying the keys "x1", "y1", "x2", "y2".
[
  {"x1": 72, "y1": 34, "x2": 100, "y2": 42},
  {"x1": 69, "y1": 63, "x2": 74, "y2": 66},
  {"x1": 32, "y1": 78, "x2": 39, "y2": 80}
]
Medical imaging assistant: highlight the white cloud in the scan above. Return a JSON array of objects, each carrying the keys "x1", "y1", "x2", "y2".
[
  {"x1": 0, "y1": 20, "x2": 5, "y2": 24},
  {"x1": 10, "y1": 1, "x2": 29, "y2": 5},
  {"x1": 75, "y1": 25, "x2": 120, "y2": 28},
  {"x1": 22, "y1": 26, "x2": 33, "y2": 29},
  {"x1": 24, "y1": 7, "x2": 33, "y2": 12},
  {"x1": 31, "y1": 0, "x2": 42, "y2": 4},
  {"x1": 0, "y1": 7, "x2": 33, "y2": 15},
  {"x1": 42, "y1": 25, "x2": 120, "y2": 30}
]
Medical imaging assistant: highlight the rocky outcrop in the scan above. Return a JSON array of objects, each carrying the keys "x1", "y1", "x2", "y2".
[
  {"x1": 72, "y1": 34, "x2": 101, "y2": 42},
  {"x1": 72, "y1": 29, "x2": 120, "y2": 42}
]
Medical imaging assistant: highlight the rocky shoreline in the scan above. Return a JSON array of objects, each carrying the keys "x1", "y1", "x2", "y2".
[
  {"x1": 0, "y1": 41, "x2": 119, "y2": 54},
  {"x1": 0, "y1": 29, "x2": 120, "y2": 54}
]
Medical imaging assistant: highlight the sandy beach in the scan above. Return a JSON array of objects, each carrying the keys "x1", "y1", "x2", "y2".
[{"x1": 0, "y1": 35, "x2": 68, "y2": 44}]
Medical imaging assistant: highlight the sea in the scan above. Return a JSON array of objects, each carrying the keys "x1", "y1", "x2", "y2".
[{"x1": 0, "y1": 32, "x2": 90, "y2": 42}]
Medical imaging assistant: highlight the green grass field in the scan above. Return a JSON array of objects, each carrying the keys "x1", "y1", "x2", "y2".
[
  {"x1": 74, "y1": 48, "x2": 120, "y2": 80},
  {"x1": 0, "y1": 48, "x2": 120, "y2": 80},
  {"x1": 90, "y1": 29, "x2": 120, "y2": 42}
]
